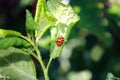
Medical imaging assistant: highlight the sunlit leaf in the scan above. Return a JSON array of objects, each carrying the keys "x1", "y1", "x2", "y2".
[
  {"x1": 47, "y1": 0, "x2": 79, "y2": 59},
  {"x1": 35, "y1": 2, "x2": 56, "y2": 42},
  {"x1": 0, "y1": 29, "x2": 21, "y2": 38},
  {"x1": 108, "y1": 3, "x2": 120, "y2": 17},
  {"x1": 50, "y1": 24, "x2": 68, "y2": 58},
  {"x1": 0, "y1": 37, "x2": 29, "y2": 49},
  {"x1": 47, "y1": 0, "x2": 79, "y2": 27},
  {"x1": 105, "y1": 73, "x2": 116, "y2": 80},
  {"x1": 0, "y1": 47, "x2": 37, "y2": 80}
]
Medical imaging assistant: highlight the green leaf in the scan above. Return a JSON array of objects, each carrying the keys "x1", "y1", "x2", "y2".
[
  {"x1": 105, "y1": 73, "x2": 114, "y2": 80},
  {"x1": 47, "y1": 0, "x2": 80, "y2": 27},
  {"x1": 0, "y1": 37, "x2": 30, "y2": 49},
  {"x1": 50, "y1": 24, "x2": 68, "y2": 58},
  {"x1": 0, "y1": 29, "x2": 21, "y2": 38},
  {"x1": 47, "y1": 0, "x2": 79, "y2": 59},
  {"x1": 35, "y1": 2, "x2": 56, "y2": 42},
  {"x1": 26, "y1": 10, "x2": 37, "y2": 33},
  {"x1": 0, "y1": 47, "x2": 37, "y2": 80},
  {"x1": 34, "y1": 0, "x2": 46, "y2": 24},
  {"x1": 105, "y1": 73, "x2": 120, "y2": 80},
  {"x1": 108, "y1": 3, "x2": 120, "y2": 17}
]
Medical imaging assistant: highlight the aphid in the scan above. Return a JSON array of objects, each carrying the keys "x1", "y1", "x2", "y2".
[{"x1": 56, "y1": 35, "x2": 64, "y2": 46}]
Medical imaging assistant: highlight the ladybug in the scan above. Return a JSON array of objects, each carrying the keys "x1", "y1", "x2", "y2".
[{"x1": 56, "y1": 35, "x2": 64, "y2": 46}]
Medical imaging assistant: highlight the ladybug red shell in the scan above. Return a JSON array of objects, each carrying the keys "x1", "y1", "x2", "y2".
[{"x1": 56, "y1": 35, "x2": 64, "y2": 46}]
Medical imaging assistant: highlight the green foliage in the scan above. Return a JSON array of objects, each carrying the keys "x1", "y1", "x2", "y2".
[
  {"x1": 25, "y1": 10, "x2": 37, "y2": 34},
  {"x1": 0, "y1": 47, "x2": 37, "y2": 80},
  {"x1": 0, "y1": 37, "x2": 29, "y2": 49},
  {"x1": 35, "y1": 1, "x2": 56, "y2": 42},
  {"x1": 105, "y1": 73, "x2": 114, "y2": 80},
  {"x1": 47, "y1": 0, "x2": 79, "y2": 58},
  {"x1": 65, "y1": 0, "x2": 120, "y2": 80},
  {"x1": 0, "y1": 0, "x2": 79, "y2": 80},
  {"x1": 0, "y1": 29, "x2": 21, "y2": 38},
  {"x1": 1, "y1": 0, "x2": 120, "y2": 80},
  {"x1": 47, "y1": 0, "x2": 79, "y2": 27},
  {"x1": 0, "y1": 29, "x2": 29, "y2": 49},
  {"x1": 105, "y1": 73, "x2": 120, "y2": 80},
  {"x1": 50, "y1": 24, "x2": 68, "y2": 59},
  {"x1": 108, "y1": 3, "x2": 120, "y2": 17}
]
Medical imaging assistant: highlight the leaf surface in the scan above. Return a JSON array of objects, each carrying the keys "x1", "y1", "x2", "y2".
[
  {"x1": 0, "y1": 29, "x2": 21, "y2": 38},
  {"x1": 47, "y1": 0, "x2": 79, "y2": 58},
  {"x1": 0, "y1": 47, "x2": 37, "y2": 80},
  {"x1": 26, "y1": 10, "x2": 37, "y2": 33},
  {"x1": 35, "y1": 3, "x2": 56, "y2": 42},
  {"x1": 0, "y1": 37, "x2": 29, "y2": 49}
]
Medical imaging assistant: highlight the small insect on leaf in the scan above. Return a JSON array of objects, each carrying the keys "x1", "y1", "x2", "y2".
[{"x1": 56, "y1": 35, "x2": 64, "y2": 46}]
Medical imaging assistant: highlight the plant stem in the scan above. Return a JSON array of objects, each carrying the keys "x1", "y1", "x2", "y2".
[
  {"x1": 33, "y1": 45, "x2": 52, "y2": 80},
  {"x1": 20, "y1": 35, "x2": 51, "y2": 80},
  {"x1": 34, "y1": 43, "x2": 50, "y2": 80},
  {"x1": 43, "y1": 58, "x2": 52, "y2": 80},
  {"x1": 34, "y1": 44, "x2": 46, "y2": 69},
  {"x1": 33, "y1": 0, "x2": 52, "y2": 80},
  {"x1": 43, "y1": 69, "x2": 49, "y2": 80},
  {"x1": 30, "y1": 48, "x2": 50, "y2": 80},
  {"x1": 47, "y1": 58, "x2": 52, "y2": 70}
]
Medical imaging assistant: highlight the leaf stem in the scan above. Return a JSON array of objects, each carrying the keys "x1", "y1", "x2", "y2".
[
  {"x1": 43, "y1": 69, "x2": 49, "y2": 80},
  {"x1": 33, "y1": 38, "x2": 50, "y2": 80},
  {"x1": 20, "y1": 35, "x2": 46, "y2": 70},
  {"x1": 20, "y1": 35, "x2": 34, "y2": 46},
  {"x1": 20, "y1": 31, "x2": 51, "y2": 80},
  {"x1": 43, "y1": 58, "x2": 52, "y2": 80},
  {"x1": 34, "y1": 44, "x2": 46, "y2": 70},
  {"x1": 24, "y1": 0, "x2": 52, "y2": 80},
  {"x1": 47, "y1": 57, "x2": 52, "y2": 70}
]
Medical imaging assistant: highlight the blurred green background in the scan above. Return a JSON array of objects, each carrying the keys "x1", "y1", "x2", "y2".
[{"x1": 0, "y1": 0, "x2": 120, "y2": 80}]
